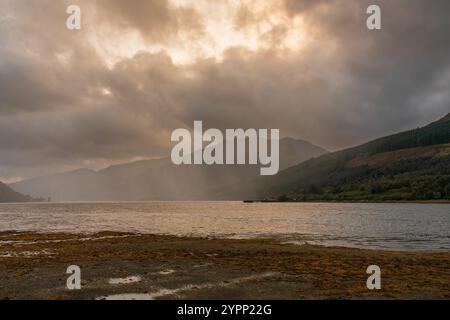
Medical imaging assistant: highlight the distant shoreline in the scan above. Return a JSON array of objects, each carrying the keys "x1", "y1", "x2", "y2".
[
  {"x1": 1, "y1": 199, "x2": 450, "y2": 205},
  {"x1": 243, "y1": 199, "x2": 450, "y2": 204}
]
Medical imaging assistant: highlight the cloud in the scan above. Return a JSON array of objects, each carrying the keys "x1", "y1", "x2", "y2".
[
  {"x1": 96, "y1": 0, "x2": 205, "y2": 43},
  {"x1": 0, "y1": 0, "x2": 449, "y2": 181}
]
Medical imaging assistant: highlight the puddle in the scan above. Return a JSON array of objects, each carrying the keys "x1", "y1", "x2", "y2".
[
  {"x1": 158, "y1": 269, "x2": 175, "y2": 275},
  {"x1": 194, "y1": 263, "x2": 213, "y2": 268},
  {"x1": 97, "y1": 272, "x2": 278, "y2": 300},
  {"x1": 0, "y1": 249, "x2": 54, "y2": 258},
  {"x1": 206, "y1": 253, "x2": 218, "y2": 257},
  {"x1": 109, "y1": 276, "x2": 142, "y2": 285}
]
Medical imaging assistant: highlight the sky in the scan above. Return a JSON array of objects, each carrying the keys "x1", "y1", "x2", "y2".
[{"x1": 0, "y1": 0, "x2": 449, "y2": 182}]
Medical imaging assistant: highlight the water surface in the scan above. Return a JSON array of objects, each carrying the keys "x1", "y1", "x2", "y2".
[{"x1": 0, "y1": 202, "x2": 448, "y2": 250}]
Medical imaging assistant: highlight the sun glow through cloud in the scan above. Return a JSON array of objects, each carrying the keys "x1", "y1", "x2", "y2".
[{"x1": 87, "y1": 0, "x2": 307, "y2": 67}]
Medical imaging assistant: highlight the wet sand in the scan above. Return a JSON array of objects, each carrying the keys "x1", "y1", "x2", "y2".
[{"x1": 0, "y1": 231, "x2": 449, "y2": 300}]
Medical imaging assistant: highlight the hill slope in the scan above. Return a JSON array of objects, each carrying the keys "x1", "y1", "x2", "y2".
[
  {"x1": 11, "y1": 138, "x2": 327, "y2": 201},
  {"x1": 250, "y1": 113, "x2": 450, "y2": 201},
  {"x1": 0, "y1": 182, "x2": 38, "y2": 203}
]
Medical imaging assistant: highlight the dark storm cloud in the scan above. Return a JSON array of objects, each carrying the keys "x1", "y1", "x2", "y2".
[
  {"x1": 0, "y1": 0, "x2": 449, "y2": 181},
  {"x1": 281, "y1": 0, "x2": 450, "y2": 141},
  {"x1": 98, "y1": 0, "x2": 205, "y2": 43},
  {"x1": 0, "y1": 0, "x2": 107, "y2": 115}
]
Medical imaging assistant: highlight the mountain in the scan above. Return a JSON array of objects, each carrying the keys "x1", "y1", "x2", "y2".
[
  {"x1": 278, "y1": 138, "x2": 328, "y2": 169},
  {"x1": 246, "y1": 112, "x2": 450, "y2": 201},
  {"x1": 9, "y1": 112, "x2": 450, "y2": 202},
  {"x1": 10, "y1": 138, "x2": 327, "y2": 201},
  {"x1": 0, "y1": 182, "x2": 40, "y2": 203}
]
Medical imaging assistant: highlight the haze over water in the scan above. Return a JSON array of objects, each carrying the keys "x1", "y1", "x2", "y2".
[{"x1": 0, "y1": 202, "x2": 448, "y2": 250}]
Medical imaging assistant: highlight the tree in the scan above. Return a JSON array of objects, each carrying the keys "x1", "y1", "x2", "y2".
[{"x1": 445, "y1": 183, "x2": 450, "y2": 200}]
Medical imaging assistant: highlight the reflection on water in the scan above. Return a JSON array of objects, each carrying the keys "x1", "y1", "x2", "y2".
[{"x1": 0, "y1": 202, "x2": 448, "y2": 250}]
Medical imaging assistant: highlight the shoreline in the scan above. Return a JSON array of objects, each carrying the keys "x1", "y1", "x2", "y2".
[
  {"x1": 0, "y1": 231, "x2": 449, "y2": 300},
  {"x1": 244, "y1": 200, "x2": 450, "y2": 204},
  {"x1": 1, "y1": 199, "x2": 450, "y2": 205},
  {"x1": 1, "y1": 230, "x2": 448, "y2": 253}
]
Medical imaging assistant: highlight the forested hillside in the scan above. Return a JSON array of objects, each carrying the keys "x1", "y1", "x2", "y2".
[{"x1": 256, "y1": 113, "x2": 450, "y2": 201}]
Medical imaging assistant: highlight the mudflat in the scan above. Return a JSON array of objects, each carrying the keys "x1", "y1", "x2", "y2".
[{"x1": 0, "y1": 231, "x2": 448, "y2": 300}]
